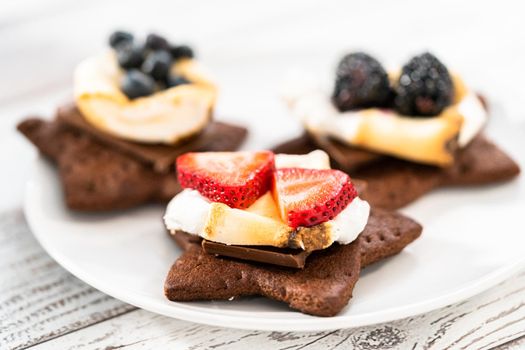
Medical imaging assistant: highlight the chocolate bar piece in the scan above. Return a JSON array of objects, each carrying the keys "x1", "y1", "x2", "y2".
[
  {"x1": 57, "y1": 104, "x2": 247, "y2": 173},
  {"x1": 172, "y1": 231, "x2": 203, "y2": 251},
  {"x1": 201, "y1": 239, "x2": 311, "y2": 268},
  {"x1": 308, "y1": 132, "x2": 383, "y2": 171}
]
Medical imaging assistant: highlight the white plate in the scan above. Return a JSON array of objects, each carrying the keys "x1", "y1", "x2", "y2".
[{"x1": 24, "y1": 51, "x2": 525, "y2": 331}]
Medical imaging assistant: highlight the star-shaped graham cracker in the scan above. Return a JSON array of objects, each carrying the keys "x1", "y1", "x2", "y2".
[
  {"x1": 17, "y1": 105, "x2": 247, "y2": 211},
  {"x1": 164, "y1": 209, "x2": 422, "y2": 317},
  {"x1": 273, "y1": 133, "x2": 520, "y2": 210}
]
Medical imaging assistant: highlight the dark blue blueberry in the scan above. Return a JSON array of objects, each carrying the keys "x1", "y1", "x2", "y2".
[
  {"x1": 169, "y1": 45, "x2": 194, "y2": 60},
  {"x1": 116, "y1": 43, "x2": 146, "y2": 69},
  {"x1": 166, "y1": 75, "x2": 190, "y2": 88},
  {"x1": 109, "y1": 30, "x2": 133, "y2": 49},
  {"x1": 141, "y1": 50, "x2": 172, "y2": 81},
  {"x1": 121, "y1": 69, "x2": 156, "y2": 99},
  {"x1": 145, "y1": 33, "x2": 170, "y2": 51}
]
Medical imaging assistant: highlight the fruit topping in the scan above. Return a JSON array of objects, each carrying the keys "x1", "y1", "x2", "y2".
[
  {"x1": 116, "y1": 43, "x2": 145, "y2": 69},
  {"x1": 145, "y1": 33, "x2": 170, "y2": 51},
  {"x1": 108, "y1": 30, "x2": 196, "y2": 99},
  {"x1": 109, "y1": 30, "x2": 133, "y2": 49},
  {"x1": 177, "y1": 151, "x2": 275, "y2": 209},
  {"x1": 166, "y1": 75, "x2": 191, "y2": 88},
  {"x1": 141, "y1": 50, "x2": 172, "y2": 81},
  {"x1": 332, "y1": 52, "x2": 391, "y2": 111},
  {"x1": 394, "y1": 52, "x2": 454, "y2": 116},
  {"x1": 120, "y1": 69, "x2": 156, "y2": 99},
  {"x1": 170, "y1": 45, "x2": 195, "y2": 60},
  {"x1": 273, "y1": 168, "x2": 357, "y2": 228}
]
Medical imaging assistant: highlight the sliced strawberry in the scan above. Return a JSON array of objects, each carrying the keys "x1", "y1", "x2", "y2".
[
  {"x1": 177, "y1": 151, "x2": 275, "y2": 209},
  {"x1": 272, "y1": 168, "x2": 357, "y2": 228}
]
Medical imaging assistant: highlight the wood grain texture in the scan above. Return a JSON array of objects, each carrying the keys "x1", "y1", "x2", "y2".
[
  {"x1": 0, "y1": 210, "x2": 135, "y2": 350},
  {"x1": 495, "y1": 335, "x2": 525, "y2": 350},
  {"x1": 29, "y1": 270, "x2": 525, "y2": 350},
  {"x1": 1, "y1": 209, "x2": 524, "y2": 349}
]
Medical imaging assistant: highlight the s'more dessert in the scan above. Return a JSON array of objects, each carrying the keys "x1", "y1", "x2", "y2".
[
  {"x1": 163, "y1": 150, "x2": 421, "y2": 316},
  {"x1": 18, "y1": 31, "x2": 247, "y2": 211},
  {"x1": 275, "y1": 52, "x2": 520, "y2": 209}
]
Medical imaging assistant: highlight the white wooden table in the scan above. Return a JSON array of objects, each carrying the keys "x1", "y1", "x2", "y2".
[{"x1": 1, "y1": 1, "x2": 525, "y2": 348}]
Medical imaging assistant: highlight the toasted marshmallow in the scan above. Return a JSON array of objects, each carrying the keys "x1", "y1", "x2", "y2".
[
  {"x1": 457, "y1": 92, "x2": 487, "y2": 147},
  {"x1": 283, "y1": 73, "x2": 487, "y2": 167},
  {"x1": 74, "y1": 52, "x2": 217, "y2": 144},
  {"x1": 275, "y1": 150, "x2": 331, "y2": 169},
  {"x1": 164, "y1": 189, "x2": 369, "y2": 251},
  {"x1": 163, "y1": 151, "x2": 370, "y2": 251}
]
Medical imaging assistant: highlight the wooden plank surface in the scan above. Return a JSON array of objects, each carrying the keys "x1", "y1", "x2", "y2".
[
  {"x1": 0, "y1": 209, "x2": 524, "y2": 350},
  {"x1": 28, "y1": 282, "x2": 525, "y2": 350},
  {"x1": 0, "y1": 210, "x2": 135, "y2": 350}
]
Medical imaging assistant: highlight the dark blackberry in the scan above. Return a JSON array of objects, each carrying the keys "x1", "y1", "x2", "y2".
[
  {"x1": 394, "y1": 52, "x2": 454, "y2": 116},
  {"x1": 332, "y1": 52, "x2": 391, "y2": 111}
]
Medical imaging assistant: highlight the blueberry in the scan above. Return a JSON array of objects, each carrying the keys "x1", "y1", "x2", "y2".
[
  {"x1": 121, "y1": 70, "x2": 156, "y2": 99},
  {"x1": 170, "y1": 45, "x2": 194, "y2": 60},
  {"x1": 141, "y1": 50, "x2": 172, "y2": 81},
  {"x1": 116, "y1": 43, "x2": 145, "y2": 69},
  {"x1": 109, "y1": 30, "x2": 133, "y2": 49},
  {"x1": 145, "y1": 33, "x2": 170, "y2": 51},
  {"x1": 166, "y1": 75, "x2": 190, "y2": 88}
]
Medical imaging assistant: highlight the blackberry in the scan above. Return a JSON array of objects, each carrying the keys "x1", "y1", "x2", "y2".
[
  {"x1": 394, "y1": 52, "x2": 454, "y2": 116},
  {"x1": 332, "y1": 52, "x2": 391, "y2": 111}
]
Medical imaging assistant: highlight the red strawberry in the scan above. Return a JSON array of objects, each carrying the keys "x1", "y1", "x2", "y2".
[
  {"x1": 272, "y1": 168, "x2": 357, "y2": 228},
  {"x1": 177, "y1": 151, "x2": 275, "y2": 209}
]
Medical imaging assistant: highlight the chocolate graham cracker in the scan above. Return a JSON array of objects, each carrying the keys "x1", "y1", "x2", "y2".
[
  {"x1": 164, "y1": 209, "x2": 422, "y2": 316},
  {"x1": 17, "y1": 106, "x2": 247, "y2": 211},
  {"x1": 273, "y1": 133, "x2": 520, "y2": 210}
]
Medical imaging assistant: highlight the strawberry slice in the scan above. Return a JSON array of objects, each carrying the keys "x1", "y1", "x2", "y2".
[
  {"x1": 273, "y1": 168, "x2": 357, "y2": 228},
  {"x1": 177, "y1": 151, "x2": 274, "y2": 209}
]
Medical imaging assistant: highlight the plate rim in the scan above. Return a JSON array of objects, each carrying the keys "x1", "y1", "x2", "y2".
[{"x1": 24, "y1": 156, "x2": 525, "y2": 331}]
